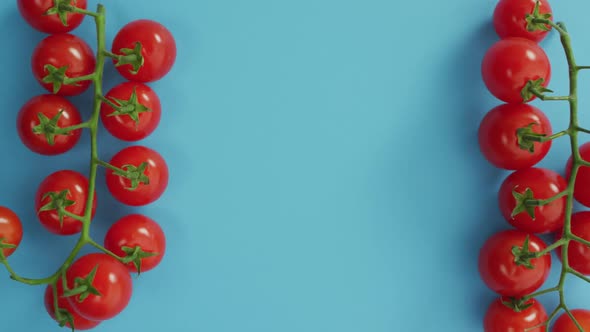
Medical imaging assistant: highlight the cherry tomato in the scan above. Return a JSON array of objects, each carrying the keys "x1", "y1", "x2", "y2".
[
  {"x1": 111, "y1": 19, "x2": 176, "y2": 82},
  {"x1": 104, "y1": 214, "x2": 166, "y2": 273},
  {"x1": 553, "y1": 309, "x2": 590, "y2": 332},
  {"x1": 493, "y1": 0, "x2": 553, "y2": 43},
  {"x1": 498, "y1": 168, "x2": 567, "y2": 234},
  {"x1": 44, "y1": 282, "x2": 100, "y2": 330},
  {"x1": 35, "y1": 170, "x2": 96, "y2": 235},
  {"x1": 65, "y1": 253, "x2": 132, "y2": 321},
  {"x1": 566, "y1": 142, "x2": 590, "y2": 207},
  {"x1": 0, "y1": 207, "x2": 23, "y2": 258},
  {"x1": 17, "y1": 94, "x2": 82, "y2": 156},
  {"x1": 105, "y1": 146, "x2": 169, "y2": 206},
  {"x1": 478, "y1": 229, "x2": 551, "y2": 297},
  {"x1": 555, "y1": 212, "x2": 590, "y2": 275},
  {"x1": 31, "y1": 33, "x2": 96, "y2": 96},
  {"x1": 478, "y1": 103, "x2": 552, "y2": 170},
  {"x1": 482, "y1": 37, "x2": 551, "y2": 103},
  {"x1": 483, "y1": 297, "x2": 547, "y2": 332},
  {"x1": 18, "y1": 0, "x2": 87, "y2": 34},
  {"x1": 100, "y1": 82, "x2": 161, "y2": 141}
]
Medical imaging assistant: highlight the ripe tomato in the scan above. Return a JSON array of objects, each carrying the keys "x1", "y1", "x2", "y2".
[
  {"x1": 0, "y1": 207, "x2": 23, "y2": 258},
  {"x1": 105, "y1": 146, "x2": 169, "y2": 206},
  {"x1": 31, "y1": 33, "x2": 96, "y2": 96},
  {"x1": 35, "y1": 170, "x2": 96, "y2": 235},
  {"x1": 104, "y1": 214, "x2": 166, "y2": 273},
  {"x1": 553, "y1": 309, "x2": 590, "y2": 332},
  {"x1": 18, "y1": 0, "x2": 87, "y2": 34},
  {"x1": 483, "y1": 297, "x2": 548, "y2": 332},
  {"x1": 566, "y1": 142, "x2": 590, "y2": 207},
  {"x1": 493, "y1": 0, "x2": 553, "y2": 43},
  {"x1": 555, "y1": 212, "x2": 590, "y2": 275},
  {"x1": 111, "y1": 19, "x2": 176, "y2": 82},
  {"x1": 44, "y1": 282, "x2": 100, "y2": 330},
  {"x1": 17, "y1": 94, "x2": 82, "y2": 155},
  {"x1": 478, "y1": 230, "x2": 551, "y2": 297},
  {"x1": 482, "y1": 37, "x2": 551, "y2": 103},
  {"x1": 65, "y1": 253, "x2": 132, "y2": 321},
  {"x1": 498, "y1": 168, "x2": 567, "y2": 234},
  {"x1": 478, "y1": 103, "x2": 552, "y2": 170},
  {"x1": 100, "y1": 82, "x2": 161, "y2": 141}
]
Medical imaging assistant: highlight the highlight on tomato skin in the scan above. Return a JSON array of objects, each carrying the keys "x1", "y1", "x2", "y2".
[
  {"x1": 493, "y1": 0, "x2": 553, "y2": 43},
  {"x1": 17, "y1": 0, "x2": 88, "y2": 34},
  {"x1": 0, "y1": 206, "x2": 23, "y2": 258}
]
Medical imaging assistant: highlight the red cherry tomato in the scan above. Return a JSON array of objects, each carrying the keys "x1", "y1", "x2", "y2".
[
  {"x1": 0, "y1": 207, "x2": 23, "y2": 258},
  {"x1": 17, "y1": 0, "x2": 88, "y2": 34},
  {"x1": 553, "y1": 309, "x2": 590, "y2": 332},
  {"x1": 105, "y1": 146, "x2": 169, "y2": 206},
  {"x1": 566, "y1": 142, "x2": 590, "y2": 207},
  {"x1": 484, "y1": 297, "x2": 548, "y2": 332},
  {"x1": 65, "y1": 253, "x2": 132, "y2": 321},
  {"x1": 35, "y1": 170, "x2": 97, "y2": 235},
  {"x1": 31, "y1": 34, "x2": 96, "y2": 96},
  {"x1": 17, "y1": 94, "x2": 82, "y2": 155},
  {"x1": 498, "y1": 168, "x2": 567, "y2": 234},
  {"x1": 111, "y1": 19, "x2": 176, "y2": 82},
  {"x1": 104, "y1": 214, "x2": 166, "y2": 273},
  {"x1": 493, "y1": 0, "x2": 553, "y2": 43},
  {"x1": 100, "y1": 82, "x2": 161, "y2": 141},
  {"x1": 482, "y1": 37, "x2": 551, "y2": 103},
  {"x1": 44, "y1": 282, "x2": 100, "y2": 330},
  {"x1": 556, "y1": 212, "x2": 590, "y2": 275},
  {"x1": 478, "y1": 229, "x2": 551, "y2": 297},
  {"x1": 478, "y1": 103, "x2": 552, "y2": 170}
]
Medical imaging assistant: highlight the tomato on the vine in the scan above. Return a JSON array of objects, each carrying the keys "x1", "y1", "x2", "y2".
[
  {"x1": 553, "y1": 309, "x2": 590, "y2": 332},
  {"x1": 35, "y1": 170, "x2": 96, "y2": 235},
  {"x1": 104, "y1": 214, "x2": 166, "y2": 273},
  {"x1": 566, "y1": 142, "x2": 590, "y2": 207},
  {"x1": 105, "y1": 145, "x2": 169, "y2": 206},
  {"x1": 478, "y1": 103, "x2": 552, "y2": 170},
  {"x1": 555, "y1": 212, "x2": 590, "y2": 275},
  {"x1": 111, "y1": 19, "x2": 176, "y2": 82},
  {"x1": 483, "y1": 297, "x2": 547, "y2": 332},
  {"x1": 493, "y1": 0, "x2": 553, "y2": 43},
  {"x1": 17, "y1": 94, "x2": 82, "y2": 155},
  {"x1": 0, "y1": 207, "x2": 23, "y2": 258},
  {"x1": 478, "y1": 230, "x2": 551, "y2": 297},
  {"x1": 18, "y1": 0, "x2": 88, "y2": 34},
  {"x1": 65, "y1": 253, "x2": 132, "y2": 321},
  {"x1": 482, "y1": 37, "x2": 551, "y2": 103},
  {"x1": 44, "y1": 282, "x2": 100, "y2": 330},
  {"x1": 498, "y1": 167, "x2": 567, "y2": 234},
  {"x1": 100, "y1": 82, "x2": 161, "y2": 141},
  {"x1": 31, "y1": 33, "x2": 96, "y2": 96}
]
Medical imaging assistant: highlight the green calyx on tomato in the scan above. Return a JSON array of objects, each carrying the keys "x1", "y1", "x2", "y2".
[
  {"x1": 112, "y1": 42, "x2": 144, "y2": 75},
  {"x1": 120, "y1": 245, "x2": 158, "y2": 275},
  {"x1": 501, "y1": 297, "x2": 534, "y2": 313},
  {"x1": 104, "y1": 87, "x2": 151, "y2": 126},
  {"x1": 42, "y1": 64, "x2": 73, "y2": 94},
  {"x1": 511, "y1": 235, "x2": 537, "y2": 269},
  {"x1": 38, "y1": 190, "x2": 76, "y2": 227},
  {"x1": 113, "y1": 162, "x2": 150, "y2": 190},
  {"x1": 516, "y1": 123, "x2": 547, "y2": 153},
  {"x1": 44, "y1": 0, "x2": 80, "y2": 26},
  {"x1": 32, "y1": 110, "x2": 71, "y2": 145},
  {"x1": 62, "y1": 265, "x2": 102, "y2": 301},
  {"x1": 521, "y1": 78, "x2": 552, "y2": 101},
  {"x1": 525, "y1": 1, "x2": 553, "y2": 33},
  {"x1": 511, "y1": 187, "x2": 537, "y2": 219}
]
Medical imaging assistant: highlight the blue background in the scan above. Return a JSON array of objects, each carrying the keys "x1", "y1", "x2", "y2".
[{"x1": 1, "y1": 0, "x2": 590, "y2": 331}]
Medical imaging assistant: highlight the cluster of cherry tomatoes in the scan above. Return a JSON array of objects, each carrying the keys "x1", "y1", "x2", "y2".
[
  {"x1": 0, "y1": 0, "x2": 176, "y2": 330},
  {"x1": 478, "y1": 0, "x2": 590, "y2": 330}
]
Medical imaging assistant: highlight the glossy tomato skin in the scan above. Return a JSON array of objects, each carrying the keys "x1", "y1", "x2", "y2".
[
  {"x1": 556, "y1": 212, "x2": 590, "y2": 275},
  {"x1": 483, "y1": 297, "x2": 547, "y2": 332},
  {"x1": 498, "y1": 168, "x2": 567, "y2": 234},
  {"x1": 0, "y1": 207, "x2": 23, "y2": 258},
  {"x1": 478, "y1": 230, "x2": 551, "y2": 297},
  {"x1": 100, "y1": 82, "x2": 162, "y2": 141},
  {"x1": 553, "y1": 309, "x2": 590, "y2": 332},
  {"x1": 66, "y1": 253, "x2": 132, "y2": 321},
  {"x1": 18, "y1": 0, "x2": 88, "y2": 34},
  {"x1": 493, "y1": 0, "x2": 552, "y2": 43},
  {"x1": 482, "y1": 37, "x2": 551, "y2": 103},
  {"x1": 566, "y1": 142, "x2": 590, "y2": 207},
  {"x1": 104, "y1": 214, "x2": 166, "y2": 273},
  {"x1": 111, "y1": 19, "x2": 176, "y2": 82},
  {"x1": 17, "y1": 94, "x2": 82, "y2": 155},
  {"x1": 35, "y1": 170, "x2": 97, "y2": 235},
  {"x1": 32, "y1": 34, "x2": 96, "y2": 96},
  {"x1": 479, "y1": 103, "x2": 552, "y2": 170},
  {"x1": 106, "y1": 146, "x2": 169, "y2": 206},
  {"x1": 44, "y1": 282, "x2": 100, "y2": 330}
]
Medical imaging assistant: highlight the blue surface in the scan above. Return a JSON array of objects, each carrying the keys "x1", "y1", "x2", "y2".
[{"x1": 2, "y1": 0, "x2": 590, "y2": 331}]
